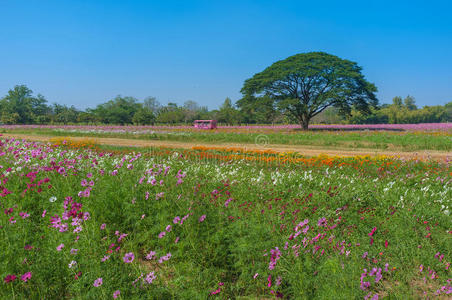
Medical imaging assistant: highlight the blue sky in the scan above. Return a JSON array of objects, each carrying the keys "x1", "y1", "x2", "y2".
[{"x1": 1, "y1": 0, "x2": 451, "y2": 109}]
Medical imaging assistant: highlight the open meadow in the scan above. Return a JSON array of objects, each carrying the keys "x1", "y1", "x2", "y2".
[{"x1": 0, "y1": 125, "x2": 451, "y2": 299}]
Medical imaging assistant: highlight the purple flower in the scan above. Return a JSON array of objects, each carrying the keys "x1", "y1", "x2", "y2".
[
  {"x1": 100, "y1": 223, "x2": 106, "y2": 230},
  {"x1": 113, "y1": 290, "x2": 120, "y2": 299},
  {"x1": 93, "y1": 277, "x2": 103, "y2": 287},
  {"x1": 317, "y1": 217, "x2": 327, "y2": 227},
  {"x1": 145, "y1": 271, "x2": 156, "y2": 284},
  {"x1": 158, "y1": 231, "x2": 166, "y2": 238},
  {"x1": 173, "y1": 216, "x2": 180, "y2": 224},
  {"x1": 123, "y1": 252, "x2": 134, "y2": 263},
  {"x1": 166, "y1": 225, "x2": 172, "y2": 232},
  {"x1": 146, "y1": 250, "x2": 156, "y2": 260},
  {"x1": 70, "y1": 248, "x2": 78, "y2": 255},
  {"x1": 101, "y1": 255, "x2": 110, "y2": 262},
  {"x1": 199, "y1": 214, "x2": 206, "y2": 222}
]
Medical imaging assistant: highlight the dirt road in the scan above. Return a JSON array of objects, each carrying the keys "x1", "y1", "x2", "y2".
[{"x1": 2, "y1": 133, "x2": 451, "y2": 161}]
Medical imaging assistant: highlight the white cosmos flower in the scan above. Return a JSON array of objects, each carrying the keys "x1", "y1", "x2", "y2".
[
  {"x1": 68, "y1": 260, "x2": 77, "y2": 268},
  {"x1": 49, "y1": 196, "x2": 57, "y2": 203}
]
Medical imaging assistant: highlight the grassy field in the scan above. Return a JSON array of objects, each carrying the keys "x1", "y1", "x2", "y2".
[
  {"x1": 2, "y1": 126, "x2": 452, "y2": 151},
  {"x1": 0, "y1": 135, "x2": 451, "y2": 299}
]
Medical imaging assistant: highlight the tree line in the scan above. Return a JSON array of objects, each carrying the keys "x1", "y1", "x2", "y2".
[{"x1": 0, "y1": 84, "x2": 450, "y2": 126}]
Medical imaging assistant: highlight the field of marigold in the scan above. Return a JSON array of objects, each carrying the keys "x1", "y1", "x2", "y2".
[{"x1": 0, "y1": 135, "x2": 451, "y2": 299}]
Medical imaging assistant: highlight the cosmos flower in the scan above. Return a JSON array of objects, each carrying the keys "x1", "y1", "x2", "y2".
[
  {"x1": 4, "y1": 274, "x2": 17, "y2": 283},
  {"x1": 113, "y1": 290, "x2": 120, "y2": 299},
  {"x1": 146, "y1": 251, "x2": 156, "y2": 260},
  {"x1": 123, "y1": 252, "x2": 134, "y2": 263},
  {"x1": 93, "y1": 277, "x2": 103, "y2": 287}
]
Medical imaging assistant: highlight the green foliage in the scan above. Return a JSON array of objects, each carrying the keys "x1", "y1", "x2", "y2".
[
  {"x1": 132, "y1": 109, "x2": 155, "y2": 125},
  {"x1": 240, "y1": 52, "x2": 378, "y2": 129}
]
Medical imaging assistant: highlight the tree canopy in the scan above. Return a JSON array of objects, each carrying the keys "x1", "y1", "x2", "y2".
[{"x1": 240, "y1": 52, "x2": 378, "y2": 129}]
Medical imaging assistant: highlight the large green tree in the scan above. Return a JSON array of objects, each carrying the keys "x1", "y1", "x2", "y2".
[{"x1": 240, "y1": 52, "x2": 378, "y2": 130}]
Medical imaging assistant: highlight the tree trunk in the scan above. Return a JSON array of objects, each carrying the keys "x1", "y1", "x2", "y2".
[{"x1": 301, "y1": 117, "x2": 309, "y2": 130}]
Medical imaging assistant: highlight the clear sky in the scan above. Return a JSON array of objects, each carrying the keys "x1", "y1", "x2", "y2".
[{"x1": 1, "y1": 0, "x2": 451, "y2": 110}]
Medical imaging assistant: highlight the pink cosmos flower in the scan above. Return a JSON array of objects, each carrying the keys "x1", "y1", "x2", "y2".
[
  {"x1": 166, "y1": 225, "x2": 172, "y2": 232},
  {"x1": 158, "y1": 231, "x2": 166, "y2": 238},
  {"x1": 113, "y1": 290, "x2": 120, "y2": 299},
  {"x1": 70, "y1": 248, "x2": 78, "y2": 255},
  {"x1": 93, "y1": 277, "x2": 103, "y2": 287},
  {"x1": 199, "y1": 215, "x2": 206, "y2": 222},
  {"x1": 317, "y1": 217, "x2": 327, "y2": 227},
  {"x1": 42, "y1": 209, "x2": 46, "y2": 217},
  {"x1": 173, "y1": 216, "x2": 180, "y2": 224},
  {"x1": 145, "y1": 272, "x2": 156, "y2": 284},
  {"x1": 101, "y1": 255, "x2": 110, "y2": 262},
  {"x1": 146, "y1": 251, "x2": 156, "y2": 260},
  {"x1": 253, "y1": 273, "x2": 259, "y2": 279},
  {"x1": 123, "y1": 252, "x2": 134, "y2": 263},
  {"x1": 100, "y1": 223, "x2": 106, "y2": 230},
  {"x1": 56, "y1": 243, "x2": 64, "y2": 251}
]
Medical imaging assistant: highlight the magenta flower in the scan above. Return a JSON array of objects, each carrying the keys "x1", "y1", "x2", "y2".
[
  {"x1": 100, "y1": 223, "x2": 106, "y2": 230},
  {"x1": 93, "y1": 277, "x2": 103, "y2": 287},
  {"x1": 56, "y1": 243, "x2": 64, "y2": 251},
  {"x1": 166, "y1": 225, "x2": 172, "y2": 232},
  {"x1": 158, "y1": 231, "x2": 166, "y2": 239},
  {"x1": 368, "y1": 227, "x2": 377, "y2": 237},
  {"x1": 20, "y1": 272, "x2": 32, "y2": 282},
  {"x1": 123, "y1": 252, "x2": 135, "y2": 263},
  {"x1": 173, "y1": 216, "x2": 180, "y2": 224},
  {"x1": 113, "y1": 290, "x2": 120, "y2": 299},
  {"x1": 4, "y1": 274, "x2": 16, "y2": 283},
  {"x1": 253, "y1": 273, "x2": 259, "y2": 279},
  {"x1": 199, "y1": 214, "x2": 206, "y2": 222}
]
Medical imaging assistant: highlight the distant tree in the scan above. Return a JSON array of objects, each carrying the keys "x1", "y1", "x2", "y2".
[
  {"x1": 240, "y1": 52, "x2": 378, "y2": 130},
  {"x1": 217, "y1": 97, "x2": 240, "y2": 125},
  {"x1": 143, "y1": 96, "x2": 161, "y2": 114},
  {"x1": 403, "y1": 95, "x2": 417, "y2": 110},
  {"x1": 1, "y1": 85, "x2": 35, "y2": 124},
  {"x1": 92, "y1": 96, "x2": 141, "y2": 124},
  {"x1": 132, "y1": 109, "x2": 155, "y2": 125},
  {"x1": 156, "y1": 103, "x2": 185, "y2": 124},
  {"x1": 392, "y1": 96, "x2": 403, "y2": 107}
]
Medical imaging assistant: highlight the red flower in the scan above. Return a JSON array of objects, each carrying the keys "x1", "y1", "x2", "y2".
[{"x1": 4, "y1": 274, "x2": 16, "y2": 283}]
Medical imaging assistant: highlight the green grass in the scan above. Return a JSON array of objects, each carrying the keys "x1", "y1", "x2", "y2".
[{"x1": 2, "y1": 127, "x2": 452, "y2": 151}]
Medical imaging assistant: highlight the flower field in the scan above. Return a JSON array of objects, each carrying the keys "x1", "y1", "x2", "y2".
[
  {"x1": 2, "y1": 123, "x2": 452, "y2": 153},
  {"x1": 0, "y1": 135, "x2": 451, "y2": 299}
]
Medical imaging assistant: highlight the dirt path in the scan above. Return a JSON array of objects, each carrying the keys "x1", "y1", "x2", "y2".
[{"x1": 2, "y1": 133, "x2": 451, "y2": 161}]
